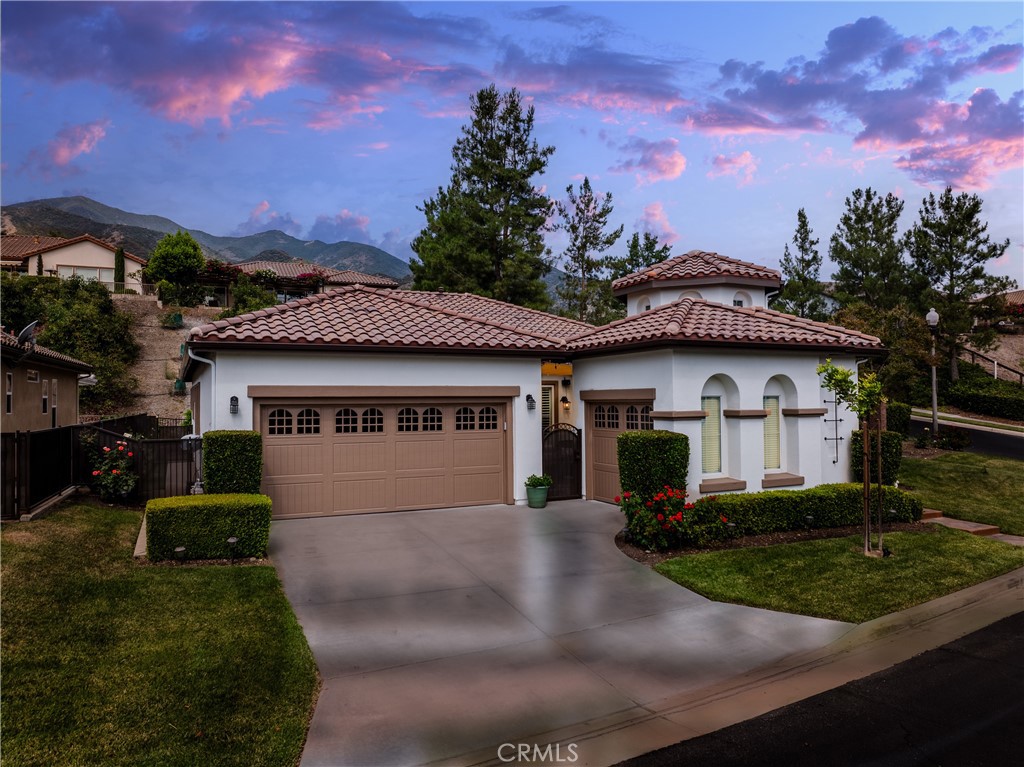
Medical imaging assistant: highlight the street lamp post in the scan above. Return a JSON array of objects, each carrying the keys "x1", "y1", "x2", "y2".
[{"x1": 926, "y1": 308, "x2": 940, "y2": 436}]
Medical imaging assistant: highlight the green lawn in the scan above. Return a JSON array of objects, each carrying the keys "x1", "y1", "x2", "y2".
[
  {"x1": 655, "y1": 526, "x2": 1023, "y2": 624},
  {"x1": 1, "y1": 500, "x2": 319, "y2": 767},
  {"x1": 899, "y1": 452, "x2": 1024, "y2": 535}
]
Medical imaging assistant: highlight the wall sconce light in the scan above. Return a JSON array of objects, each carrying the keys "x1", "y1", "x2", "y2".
[
  {"x1": 526, "y1": 394, "x2": 536, "y2": 410},
  {"x1": 229, "y1": 395, "x2": 239, "y2": 415},
  {"x1": 561, "y1": 378, "x2": 571, "y2": 388},
  {"x1": 560, "y1": 395, "x2": 571, "y2": 411}
]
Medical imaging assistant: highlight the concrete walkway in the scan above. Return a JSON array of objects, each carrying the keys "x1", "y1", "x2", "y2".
[{"x1": 270, "y1": 501, "x2": 855, "y2": 766}]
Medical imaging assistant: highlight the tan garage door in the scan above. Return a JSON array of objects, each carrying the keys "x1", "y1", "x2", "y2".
[
  {"x1": 260, "y1": 402, "x2": 509, "y2": 518},
  {"x1": 586, "y1": 401, "x2": 654, "y2": 503}
]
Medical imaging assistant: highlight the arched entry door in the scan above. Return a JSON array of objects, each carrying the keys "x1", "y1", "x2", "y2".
[{"x1": 542, "y1": 424, "x2": 581, "y2": 500}]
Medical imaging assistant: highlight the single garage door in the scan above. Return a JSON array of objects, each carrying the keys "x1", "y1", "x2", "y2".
[
  {"x1": 586, "y1": 400, "x2": 654, "y2": 503},
  {"x1": 260, "y1": 401, "x2": 509, "y2": 517}
]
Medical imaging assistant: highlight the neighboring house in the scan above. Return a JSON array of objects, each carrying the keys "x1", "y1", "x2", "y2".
[
  {"x1": 1, "y1": 331, "x2": 92, "y2": 432},
  {"x1": 235, "y1": 260, "x2": 398, "y2": 302},
  {"x1": 1, "y1": 235, "x2": 68, "y2": 271},
  {"x1": 184, "y1": 250, "x2": 883, "y2": 519},
  {"x1": 10, "y1": 235, "x2": 147, "y2": 292}
]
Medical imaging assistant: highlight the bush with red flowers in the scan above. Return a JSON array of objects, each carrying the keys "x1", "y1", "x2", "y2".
[
  {"x1": 91, "y1": 439, "x2": 138, "y2": 501},
  {"x1": 617, "y1": 486, "x2": 736, "y2": 551}
]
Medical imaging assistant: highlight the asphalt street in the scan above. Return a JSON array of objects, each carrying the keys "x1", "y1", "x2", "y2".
[
  {"x1": 617, "y1": 610, "x2": 1024, "y2": 767},
  {"x1": 908, "y1": 418, "x2": 1024, "y2": 460}
]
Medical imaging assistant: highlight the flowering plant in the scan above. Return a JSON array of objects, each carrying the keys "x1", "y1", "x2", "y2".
[
  {"x1": 617, "y1": 486, "x2": 736, "y2": 551},
  {"x1": 91, "y1": 439, "x2": 138, "y2": 501}
]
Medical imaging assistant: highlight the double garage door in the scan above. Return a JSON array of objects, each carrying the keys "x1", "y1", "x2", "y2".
[
  {"x1": 586, "y1": 399, "x2": 655, "y2": 503},
  {"x1": 259, "y1": 400, "x2": 510, "y2": 518}
]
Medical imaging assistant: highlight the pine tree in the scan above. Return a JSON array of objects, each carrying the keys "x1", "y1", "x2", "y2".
[
  {"x1": 114, "y1": 246, "x2": 126, "y2": 292},
  {"x1": 554, "y1": 177, "x2": 624, "y2": 324},
  {"x1": 773, "y1": 209, "x2": 829, "y2": 321},
  {"x1": 829, "y1": 188, "x2": 909, "y2": 310},
  {"x1": 410, "y1": 85, "x2": 555, "y2": 309},
  {"x1": 608, "y1": 232, "x2": 672, "y2": 280},
  {"x1": 907, "y1": 188, "x2": 1014, "y2": 381}
]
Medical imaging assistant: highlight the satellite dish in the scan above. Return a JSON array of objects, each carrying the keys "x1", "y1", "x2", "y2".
[{"x1": 16, "y1": 321, "x2": 38, "y2": 344}]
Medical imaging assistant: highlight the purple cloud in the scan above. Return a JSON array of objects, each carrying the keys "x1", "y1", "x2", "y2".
[
  {"x1": 611, "y1": 137, "x2": 686, "y2": 184},
  {"x1": 21, "y1": 118, "x2": 111, "y2": 178},
  {"x1": 308, "y1": 209, "x2": 372, "y2": 243},
  {"x1": 232, "y1": 201, "x2": 303, "y2": 237}
]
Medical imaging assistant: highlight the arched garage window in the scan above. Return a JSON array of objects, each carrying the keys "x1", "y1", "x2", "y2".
[
  {"x1": 296, "y1": 408, "x2": 320, "y2": 434},
  {"x1": 336, "y1": 408, "x2": 358, "y2": 433},
  {"x1": 479, "y1": 406, "x2": 498, "y2": 430},
  {"x1": 268, "y1": 408, "x2": 293, "y2": 435}
]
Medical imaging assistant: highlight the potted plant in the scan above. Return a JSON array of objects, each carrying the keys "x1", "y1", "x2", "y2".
[{"x1": 525, "y1": 474, "x2": 554, "y2": 508}]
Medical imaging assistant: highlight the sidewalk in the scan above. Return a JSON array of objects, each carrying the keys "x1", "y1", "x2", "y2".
[{"x1": 447, "y1": 567, "x2": 1024, "y2": 767}]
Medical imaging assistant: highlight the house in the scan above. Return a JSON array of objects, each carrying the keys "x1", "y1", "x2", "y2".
[
  {"x1": 235, "y1": 260, "x2": 399, "y2": 302},
  {"x1": 183, "y1": 250, "x2": 883, "y2": 518},
  {"x1": 5, "y1": 235, "x2": 148, "y2": 292},
  {"x1": 1, "y1": 235, "x2": 67, "y2": 271},
  {"x1": 1, "y1": 330, "x2": 92, "y2": 432}
]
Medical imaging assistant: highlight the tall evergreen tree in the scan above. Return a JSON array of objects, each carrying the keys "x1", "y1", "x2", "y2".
[
  {"x1": 829, "y1": 188, "x2": 909, "y2": 310},
  {"x1": 907, "y1": 188, "x2": 1014, "y2": 381},
  {"x1": 410, "y1": 85, "x2": 555, "y2": 309},
  {"x1": 773, "y1": 209, "x2": 829, "y2": 321},
  {"x1": 113, "y1": 246, "x2": 126, "y2": 291},
  {"x1": 608, "y1": 232, "x2": 672, "y2": 280},
  {"x1": 554, "y1": 177, "x2": 624, "y2": 324}
]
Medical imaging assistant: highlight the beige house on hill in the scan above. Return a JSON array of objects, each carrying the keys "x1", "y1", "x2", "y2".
[{"x1": 2, "y1": 234, "x2": 147, "y2": 291}]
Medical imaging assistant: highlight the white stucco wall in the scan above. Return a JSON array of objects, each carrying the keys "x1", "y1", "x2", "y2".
[
  {"x1": 625, "y1": 284, "x2": 770, "y2": 316},
  {"x1": 190, "y1": 349, "x2": 545, "y2": 503},
  {"x1": 28, "y1": 242, "x2": 146, "y2": 291}
]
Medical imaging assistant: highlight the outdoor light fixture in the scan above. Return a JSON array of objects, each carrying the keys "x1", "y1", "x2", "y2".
[
  {"x1": 526, "y1": 394, "x2": 536, "y2": 410},
  {"x1": 560, "y1": 395, "x2": 571, "y2": 411},
  {"x1": 229, "y1": 395, "x2": 239, "y2": 415},
  {"x1": 561, "y1": 378, "x2": 571, "y2": 388},
  {"x1": 925, "y1": 308, "x2": 939, "y2": 436},
  {"x1": 174, "y1": 546, "x2": 186, "y2": 563},
  {"x1": 227, "y1": 536, "x2": 238, "y2": 564}
]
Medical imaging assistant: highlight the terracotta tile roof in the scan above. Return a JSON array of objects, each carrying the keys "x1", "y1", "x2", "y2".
[
  {"x1": 188, "y1": 286, "x2": 565, "y2": 353},
  {"x1": 612, "y1": 250, "x2": 781, "y2": 292},
  {"x1": 10, "y1": 234, "x2": 148, "y2": 265},
  {"x1": 236, "y1": 260, "x2": 398, "y2": 287},
  {"x1": 1002, "y1": 289, "x2": 1024, "y2": 307},
  {"x1": 389, "y1": 290, "x2": 593, "y2": 338},
  {"x1": 1, "y1": 235, "x2": 68, "y2": 262},
  {"x1": 567, "y1": 297, "x2": 882, "y2": 353},
  {"x1": 0, "y1": 330, "x2": 92, "y2": 372}
]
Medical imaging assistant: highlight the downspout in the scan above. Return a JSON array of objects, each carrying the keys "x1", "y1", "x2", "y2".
[{"x1": 187, "y1": 348, "x2": 215, "y2": 434}]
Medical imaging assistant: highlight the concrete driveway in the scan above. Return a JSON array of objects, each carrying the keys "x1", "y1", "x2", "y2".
[{"x1": 271, "y1": 501, "x2": 853, "y2": 766}]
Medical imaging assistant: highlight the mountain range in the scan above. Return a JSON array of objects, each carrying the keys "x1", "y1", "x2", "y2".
[{"x1": 1, "y1": 196, "x2": 412, "y2": 279}]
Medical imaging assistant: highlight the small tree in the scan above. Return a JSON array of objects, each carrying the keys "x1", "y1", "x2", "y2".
[
  {"x1": 554, "y1": 177, "x2": 624, "y2": 324},
  {"x1": 146, "y1": 230, "x2": 206, "y2": 306},
  {"x1": 114, "y1": 247, "x2": 126, "y2": 292},
  {"x1": 773, "y1": 209, "x2": 829, "y2": 321},
  {"x1": 608, "y1": 232, "x2": 671, "y2": 280},
  {"x1": 817, "y1": 359, "x2": 886, "y2": 556}
]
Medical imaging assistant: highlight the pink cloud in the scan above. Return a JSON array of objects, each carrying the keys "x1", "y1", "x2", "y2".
[
  {"x1": 706, "y1": 151, "x2": 759, "y2": 186},
  {"x1": 20, "y1": 119, "x2": 111, "y2": 178},
  {"x1": 308, "y1": 209, "x2": 372, "y2": 243},
  {"x1": 611, "y1": 137, "x2": 686, "y2": 185},
  {"x1": 637, "y1": 202, "x2": 680, "y2": 246},
  {"x1": 306, "y1": 96, "x2": 386, "y2": 132},
  {"x1": 232, "y1": 201, "x2": 302, "y2": 237}
]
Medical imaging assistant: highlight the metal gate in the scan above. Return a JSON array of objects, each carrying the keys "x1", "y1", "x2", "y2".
[{"x1": 542, "y1": 424, "x2": 581, "y2": 500}]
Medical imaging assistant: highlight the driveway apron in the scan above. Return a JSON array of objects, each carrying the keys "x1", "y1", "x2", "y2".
[{"x1": 271, "y1": 501, "x2": 852, "y2": 766}]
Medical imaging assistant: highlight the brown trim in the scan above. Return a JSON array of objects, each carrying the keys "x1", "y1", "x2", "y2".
[
  {"x1": 247, "y1": 385, "x2": 521, "y2": 399},
  {"x1": 650, "y1": 410, "x2": 706, "y2": 420},
  {"x1": 699, "y1": 477, "x2": 747, "y2": 493},
  {"x1": 580, "y1": 388, "x2": 656, "y2": 402},
  {"x1": 723, "y1": 409, "x2": 769, "y2": 418},
  {"x1": 782, "y1": 408, "x2": 828, "y2": 417},
  {"x1": 762, "y1": 473, "x2": 805, "y2": 489}
]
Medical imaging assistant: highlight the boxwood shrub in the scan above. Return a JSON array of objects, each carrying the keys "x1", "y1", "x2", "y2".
[
  {"x1": 617, "y1": 430, "x2": 689, "y2": 499},
  {"x1": 708, "y1": 483, "x2": 923, "y2": 538},
  {"x1": 850, "y1": 430, "x2": 903, "y2": 485},
  {"x1": 203, "y1": 430, "x2": 263, "y2": 494},
  {"x1": 886, "y1": 402, "x2": 911, "y2": 436},
  {"x1": 947, "y1": 384, "x2": 1024, "y2": 421},
  {"x1": 146, "y1": 493, "x2": 272, "y2": 561}
]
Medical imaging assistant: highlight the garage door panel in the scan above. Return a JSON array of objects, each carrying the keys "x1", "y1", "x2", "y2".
[
  {"x1": 333, "y1": 479, "x2": 389, "y2": 513},
  {"x1": 592, "y1": 433, "x2": 618, "y2": 466},
  {"x1": 395, "y1": 439, "x2": 447, "y2": 470},
  {"x1": 268, "y1": 482, "x2": 324, "y2": 518},
  {"x1": 333, "y1": 440, "x2": 387, "y2": 474},
  {"x1": 395, "y1": 475, "x2": 447, "y2": 508},
  {"x1": 453, "y1": 473, "x2": 502, "y2": 505},
  {"x1": 266, "y1": 442, "x2": 324, "y2": 478},
  {"x1": 587, "y1": 401, "x2": 654, "y2": 503},
  {"x1": 453, "y1": 437, "x2": 502, "y2": 469}
]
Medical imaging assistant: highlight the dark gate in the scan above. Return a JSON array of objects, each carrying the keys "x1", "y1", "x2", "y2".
[{"x1": 542, "y1": 424, "x2": 582, "y2": 500}]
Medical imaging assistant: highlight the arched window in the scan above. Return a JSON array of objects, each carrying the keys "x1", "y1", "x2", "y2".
[
  {"x1": 296, "y1": 408, "x2": 320, "y2": 434},
  {"x1": 732, "y1": 290, "x2": 752, "y2": 308},
  {"x1": 701, "y1": 396, "x2": 722, "y2": 473},
  {"x1": 335, "y1": 408, "x2": 358, "y2": 433},
  {"x1": 422, "y1": 407, "x2": 443, "y2": 431},
  {"x1": 640, "y1": 405, "x2": 654, "y2": 430},
  {"x1": 625, "y1": 405, "x2": 639, "y2": 431},
  {"x1": 268, "y1": 408, "x2": 293, "y2": 435},
  {"x1": 397, "y1": 407, "x2": 419, "y2": 432},
  {"x1": 361, "y1": 408, "x2": 384, "y2": 433},
  {"x1": 606, "y1": 405, "x2": 620, "y2": 429},
  {"x1": 593, "y1": 404, "x2": 607, "y2": 429},
  {"x1": 479, "y1": 406, "x2": 498, "y2": 430},
  {"x1": 456, "y1": 407, "x2": 476, "y2": 431}
]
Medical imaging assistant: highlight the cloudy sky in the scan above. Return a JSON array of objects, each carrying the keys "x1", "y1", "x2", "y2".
[{"x1": 2, "y1": 1, "x2": 1021, "y2": 282}]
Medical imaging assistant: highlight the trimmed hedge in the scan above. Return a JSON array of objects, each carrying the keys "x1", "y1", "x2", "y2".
[
  {"x1": 617, "y1": 430, "x2": 689, "y2": 499},
  {"x1": 887, "y1": 402, "x2": 911, "y2": 436},
  {"x1": 708, "y1": 483, "x2": 923, "y2": 538},
  {"x1": 947, "y1": 384, "x2": 1024, "y2": 421},
  {"x1": 203, "y1": 430, "x2": 263, "y2": 494},
  {"x1": 146, "y1": 493, "x2": 272, "y2": 561},
  {"x1": 850, "y1": 430, "x2": 903, "y2": 485}
]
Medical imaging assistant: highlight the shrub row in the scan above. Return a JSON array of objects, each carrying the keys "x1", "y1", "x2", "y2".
[
  {"x1": 850, "y1": 430, "x2": 903, "y2": 485},
  {"x1": 947, "y1": 384, "x2": 1024, "y2": 421},
  {"x1": 617, "y1": 430, "x2": 689, "y2": 499},
  {"x1": 146, "y1": 493, "x2": 271, "y2": 561},
  {"x1": 204, "y1": 430, "x2": 263, "y2": 494},
  {"x1": 620, "y1": 483, "x2": 923, "y2": 551},
  {"x1": 886, "y1": 402, "x2": 912, "y2": 436}
]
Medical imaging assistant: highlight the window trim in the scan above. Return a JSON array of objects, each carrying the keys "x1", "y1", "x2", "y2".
[
  {"x1": 41, "y1": 379, "x2": 49, "y2": 414},
  {"x1": 5, "y1": 372, "x2": 12, "y2": 415}
]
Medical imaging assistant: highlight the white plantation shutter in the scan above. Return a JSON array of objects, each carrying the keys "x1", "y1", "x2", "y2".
[
  {"x1": 763, "y1": 396, "x2": 781, "y2": 470},
  {"x1": 541, "y1": 385, "x2": 554, "y2": 429},
  {"x1": 701, "y1": 396, "x2": 721, "y2": 473}
]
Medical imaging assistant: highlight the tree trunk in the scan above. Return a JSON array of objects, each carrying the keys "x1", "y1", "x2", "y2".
[
  {"x1": 862, "y1": 418, "x2": 871, "y2": 555},
  {"x1": 876, "y1": 418, "x2": 885, "y2": 553},
  {"x1": 950, "y1": 347, "x2": 960, "y2": 382}
]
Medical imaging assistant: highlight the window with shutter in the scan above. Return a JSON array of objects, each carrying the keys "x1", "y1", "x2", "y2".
[
  {"x1": 763, "y1": 396, "x2": 781, "y2": 470},
  {"x1": 701, "y1": 396, "x2": 721, "y2": 473},
  {"x1": 541, "y1": 385, "x2": 554, "y2": 429}
]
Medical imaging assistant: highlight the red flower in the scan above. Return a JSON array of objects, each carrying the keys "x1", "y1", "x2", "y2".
[
  {"x1": 623, "y1": 491, "x2": 631, "y2": 499},
  {"x1": 112, "y1": 469, "x2": 119, "y2": 475},
  {"x1": 92, "y1": 470, "x2": 100, "y2": 476},
  {"x1": 656, "y1": 514, "x2": 664, "y2": 521},
  {"x1": 127, "y1": 452, "x2": 134, "y2": 457},
  {"x1": 720, "y1": 515, "x2": 728, "y2": 523},
  {"x1": 103, "y1": 446, "x2": 111, "y2": 453},
  {"x1": 646, "y1": 501, "x2": 653, "y2": 508},
  {"x1": 684, "y1": 502, "x2": 694, "y2": 510},
  {"x1": 614, "y1": 495, "x2": 621, "y2": 504},
  {"x1": 118, "y1": 446, "x2": 125, "y2": 451}
]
